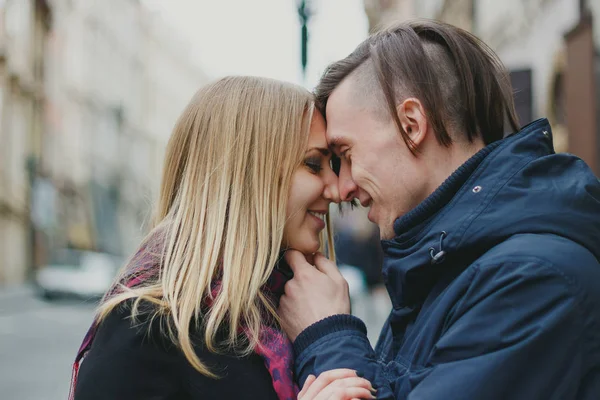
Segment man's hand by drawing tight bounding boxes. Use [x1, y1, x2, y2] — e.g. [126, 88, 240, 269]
[278, 250, 351, 341]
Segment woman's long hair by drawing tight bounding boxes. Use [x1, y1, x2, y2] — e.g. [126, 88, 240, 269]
[94, 76, 335, 377]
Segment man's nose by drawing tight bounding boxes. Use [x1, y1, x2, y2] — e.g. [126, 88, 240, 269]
[338, 163, 358, 202]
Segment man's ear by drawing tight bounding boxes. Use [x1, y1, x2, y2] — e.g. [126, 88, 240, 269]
[396, 98, 428, 147]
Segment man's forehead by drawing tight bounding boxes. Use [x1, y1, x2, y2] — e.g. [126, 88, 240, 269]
[323, 74, 369, 147]
[326, 76, 356, 114]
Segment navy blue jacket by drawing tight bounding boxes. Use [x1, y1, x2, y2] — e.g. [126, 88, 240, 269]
[293, 119, 600, 399]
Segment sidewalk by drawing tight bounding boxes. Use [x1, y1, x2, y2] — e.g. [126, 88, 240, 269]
[0, 283, 36, 298]
[0, 283, 42, 315]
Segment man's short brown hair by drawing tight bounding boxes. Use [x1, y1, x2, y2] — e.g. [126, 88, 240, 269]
[315, 19, 520, 151]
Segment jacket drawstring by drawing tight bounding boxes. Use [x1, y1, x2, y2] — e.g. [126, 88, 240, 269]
[429, 231, 447, 265]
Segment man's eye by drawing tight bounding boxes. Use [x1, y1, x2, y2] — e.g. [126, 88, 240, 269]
[330, 154, 341, 176]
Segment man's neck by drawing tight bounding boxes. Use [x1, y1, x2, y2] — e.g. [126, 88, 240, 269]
[427, 138, 486, 197]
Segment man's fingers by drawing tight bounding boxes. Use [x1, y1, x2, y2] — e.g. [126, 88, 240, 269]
[314, 253, 349, 291]
[285, 250, 314, 275]
[313, 252, 341, 277]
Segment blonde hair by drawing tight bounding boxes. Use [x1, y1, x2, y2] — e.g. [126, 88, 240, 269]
[95, 76, 335, 377]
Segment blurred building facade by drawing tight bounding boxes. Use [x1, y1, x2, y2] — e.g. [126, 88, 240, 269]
[0, 0, 50, 284]
[363, 0, 600, 175]
[0, 0, 208, 285]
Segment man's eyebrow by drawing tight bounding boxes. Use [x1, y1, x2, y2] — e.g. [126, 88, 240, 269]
[328, 137, 343, 152]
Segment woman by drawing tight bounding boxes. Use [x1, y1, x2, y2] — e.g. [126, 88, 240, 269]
[70, 76, 374, 400]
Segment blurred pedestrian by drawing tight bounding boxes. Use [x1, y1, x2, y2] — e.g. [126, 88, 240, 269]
[70, 76, 373, 400]
[333, 206, 383, 291]
[279, 19, 600, 399]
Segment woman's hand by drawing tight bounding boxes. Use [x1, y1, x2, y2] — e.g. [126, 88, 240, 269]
[298, 369, 376, 400]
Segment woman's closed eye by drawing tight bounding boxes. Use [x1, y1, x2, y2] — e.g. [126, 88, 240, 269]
[304, 157, 323, 174]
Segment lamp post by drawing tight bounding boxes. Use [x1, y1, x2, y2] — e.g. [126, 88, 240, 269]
[297, 0, 312, 83]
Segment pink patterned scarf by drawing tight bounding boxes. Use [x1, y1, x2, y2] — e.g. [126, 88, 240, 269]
[68, 245, 298, 400]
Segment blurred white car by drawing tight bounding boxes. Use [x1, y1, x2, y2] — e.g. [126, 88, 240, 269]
[35, 249, 122, 300]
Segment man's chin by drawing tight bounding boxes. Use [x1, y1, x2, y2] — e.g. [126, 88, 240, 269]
[379, 223, 396, 240]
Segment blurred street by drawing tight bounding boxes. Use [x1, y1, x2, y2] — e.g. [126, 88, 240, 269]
[0, 288, 95, 400]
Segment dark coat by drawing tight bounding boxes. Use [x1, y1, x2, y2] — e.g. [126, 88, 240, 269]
[293, 118, 600, 399]
[73, 302, 278, 400]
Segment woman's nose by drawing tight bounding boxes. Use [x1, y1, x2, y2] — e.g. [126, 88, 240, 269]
[338, 163, 358, 202]
[322, 165, 341, 203]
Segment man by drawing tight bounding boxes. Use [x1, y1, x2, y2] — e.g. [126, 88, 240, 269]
[279, 19, 600, 399]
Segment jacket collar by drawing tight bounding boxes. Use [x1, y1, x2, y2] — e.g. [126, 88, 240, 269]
[381, 118, 556, 308]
